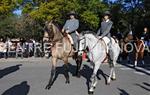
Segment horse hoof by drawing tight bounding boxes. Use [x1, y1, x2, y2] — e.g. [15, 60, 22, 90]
[106, 82, 110, 85]
[76, 74, 81, 78]
[65, 80, 70, 84]
[88, 91, 94, 95]
[45, 85, 51, 90]
[111, 78, 116, 81]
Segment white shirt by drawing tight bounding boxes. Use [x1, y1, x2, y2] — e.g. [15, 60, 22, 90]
[106, 19, 110, 22]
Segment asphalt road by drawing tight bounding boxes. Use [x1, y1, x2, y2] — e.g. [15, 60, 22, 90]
[0, 58, 150, 95]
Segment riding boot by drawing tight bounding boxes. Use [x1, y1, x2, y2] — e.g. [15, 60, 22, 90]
[108, 44, 113, 67]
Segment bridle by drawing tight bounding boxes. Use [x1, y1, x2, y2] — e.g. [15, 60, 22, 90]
[79, 34, 102, 52]
[79, 34, 107, 62]
[78, 36, 86, 52]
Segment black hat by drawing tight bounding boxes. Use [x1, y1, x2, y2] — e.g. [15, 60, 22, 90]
[67, 11, 77, 16]
[103, 11, 111, 17]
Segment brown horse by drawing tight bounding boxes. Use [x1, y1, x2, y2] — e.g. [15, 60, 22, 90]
[120, 33, 145, 67]
[120, 33, 134, 62]
[134, 37, 145, 66]
[44, 21, 82, 90]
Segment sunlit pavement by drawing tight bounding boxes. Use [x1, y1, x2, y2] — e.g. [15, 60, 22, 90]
[0, 57, 149, 95]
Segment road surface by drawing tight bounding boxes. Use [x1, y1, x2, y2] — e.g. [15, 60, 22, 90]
[0, 58, 149, 95]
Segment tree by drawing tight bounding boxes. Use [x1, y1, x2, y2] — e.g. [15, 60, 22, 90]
[0, 16, 18, 38]
[22, 0, 108, 31]
[14, 16, 43, 40]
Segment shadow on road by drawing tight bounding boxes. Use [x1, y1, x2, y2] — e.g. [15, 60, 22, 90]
[48, 63, 108, 91]
[143, 82, 150, 87]
[135, 83, 150, 92]
[51, 65, 70, 85]
[78, 64, 108, 90]
[0, 64, 22, 79]
[118, 88, 130, 95]
[2, 81, 30, 95]
[47, 63, 77, 86]
[119, 63, 150, 76]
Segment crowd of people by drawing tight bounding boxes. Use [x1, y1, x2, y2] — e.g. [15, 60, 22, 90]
[0, 38, 51, 59]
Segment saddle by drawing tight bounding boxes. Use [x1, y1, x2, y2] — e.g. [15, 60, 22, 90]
[99, 36, 118, 53]
[99, 36, 119, 63]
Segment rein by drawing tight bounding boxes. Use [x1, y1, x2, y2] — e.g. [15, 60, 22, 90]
[86, 36, 103, 51]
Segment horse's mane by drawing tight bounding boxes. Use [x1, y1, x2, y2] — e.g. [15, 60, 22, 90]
[52, 22, 61, 31]
[82, 31, 99, 42]
[51, 23, 63, 41]
[82, 30, 96, 35]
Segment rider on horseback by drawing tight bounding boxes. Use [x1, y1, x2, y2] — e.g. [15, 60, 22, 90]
[97, 11, 113, 59]
[62, 11, 79, 52]
[97, 11, 113, 46]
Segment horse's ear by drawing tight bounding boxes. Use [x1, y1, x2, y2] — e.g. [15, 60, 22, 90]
[82, 31, 87, 35]
[48, 20, 54, 26]
[79, 31, 84, 36]
[45, 21, 49, 25]
[50, 20, 53, 23]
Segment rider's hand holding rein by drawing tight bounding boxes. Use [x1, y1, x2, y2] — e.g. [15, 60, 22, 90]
[65, 30, 70, 33]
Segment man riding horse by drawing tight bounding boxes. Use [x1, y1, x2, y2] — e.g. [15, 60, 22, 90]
[44, 11, 83, 90]
[96, 11, 113, 59]
[62, 11, 79, 52]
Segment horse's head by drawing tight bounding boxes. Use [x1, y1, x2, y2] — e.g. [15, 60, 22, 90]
[79, 34, 87, 52]
[78, 33, 86, 55]
[44, 20, 63, 42]
[44, 20, 54, 41]
[124, 33, 133, 43]
[78, 31, 96, 53]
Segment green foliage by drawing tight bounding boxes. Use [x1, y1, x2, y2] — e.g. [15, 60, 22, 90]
[22, 0, 107, 31]
[22, 2, 33, 13]
[0, 0, 14, 16]
[29, 2, 62, 22]
[81, 11, 99, 30]
[0, 16, 17, 38]
[0, 15, 43, 40]
[13, 16, 43, 40]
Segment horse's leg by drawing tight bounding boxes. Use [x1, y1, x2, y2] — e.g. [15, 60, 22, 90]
[63, 58, 70, 84]
[75, 55, 82, 78]
[107, 63, 114, 85]
[141, 52, 145, 65]
[89, 62, 101, 94]
[134, 52, 138, 67]
[45, 57, 57, 90]
[107, 50, 115, 85]
[111, 60, 116, 81]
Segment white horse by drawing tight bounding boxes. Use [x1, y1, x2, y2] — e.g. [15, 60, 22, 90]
[78, 33, 120, 94]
